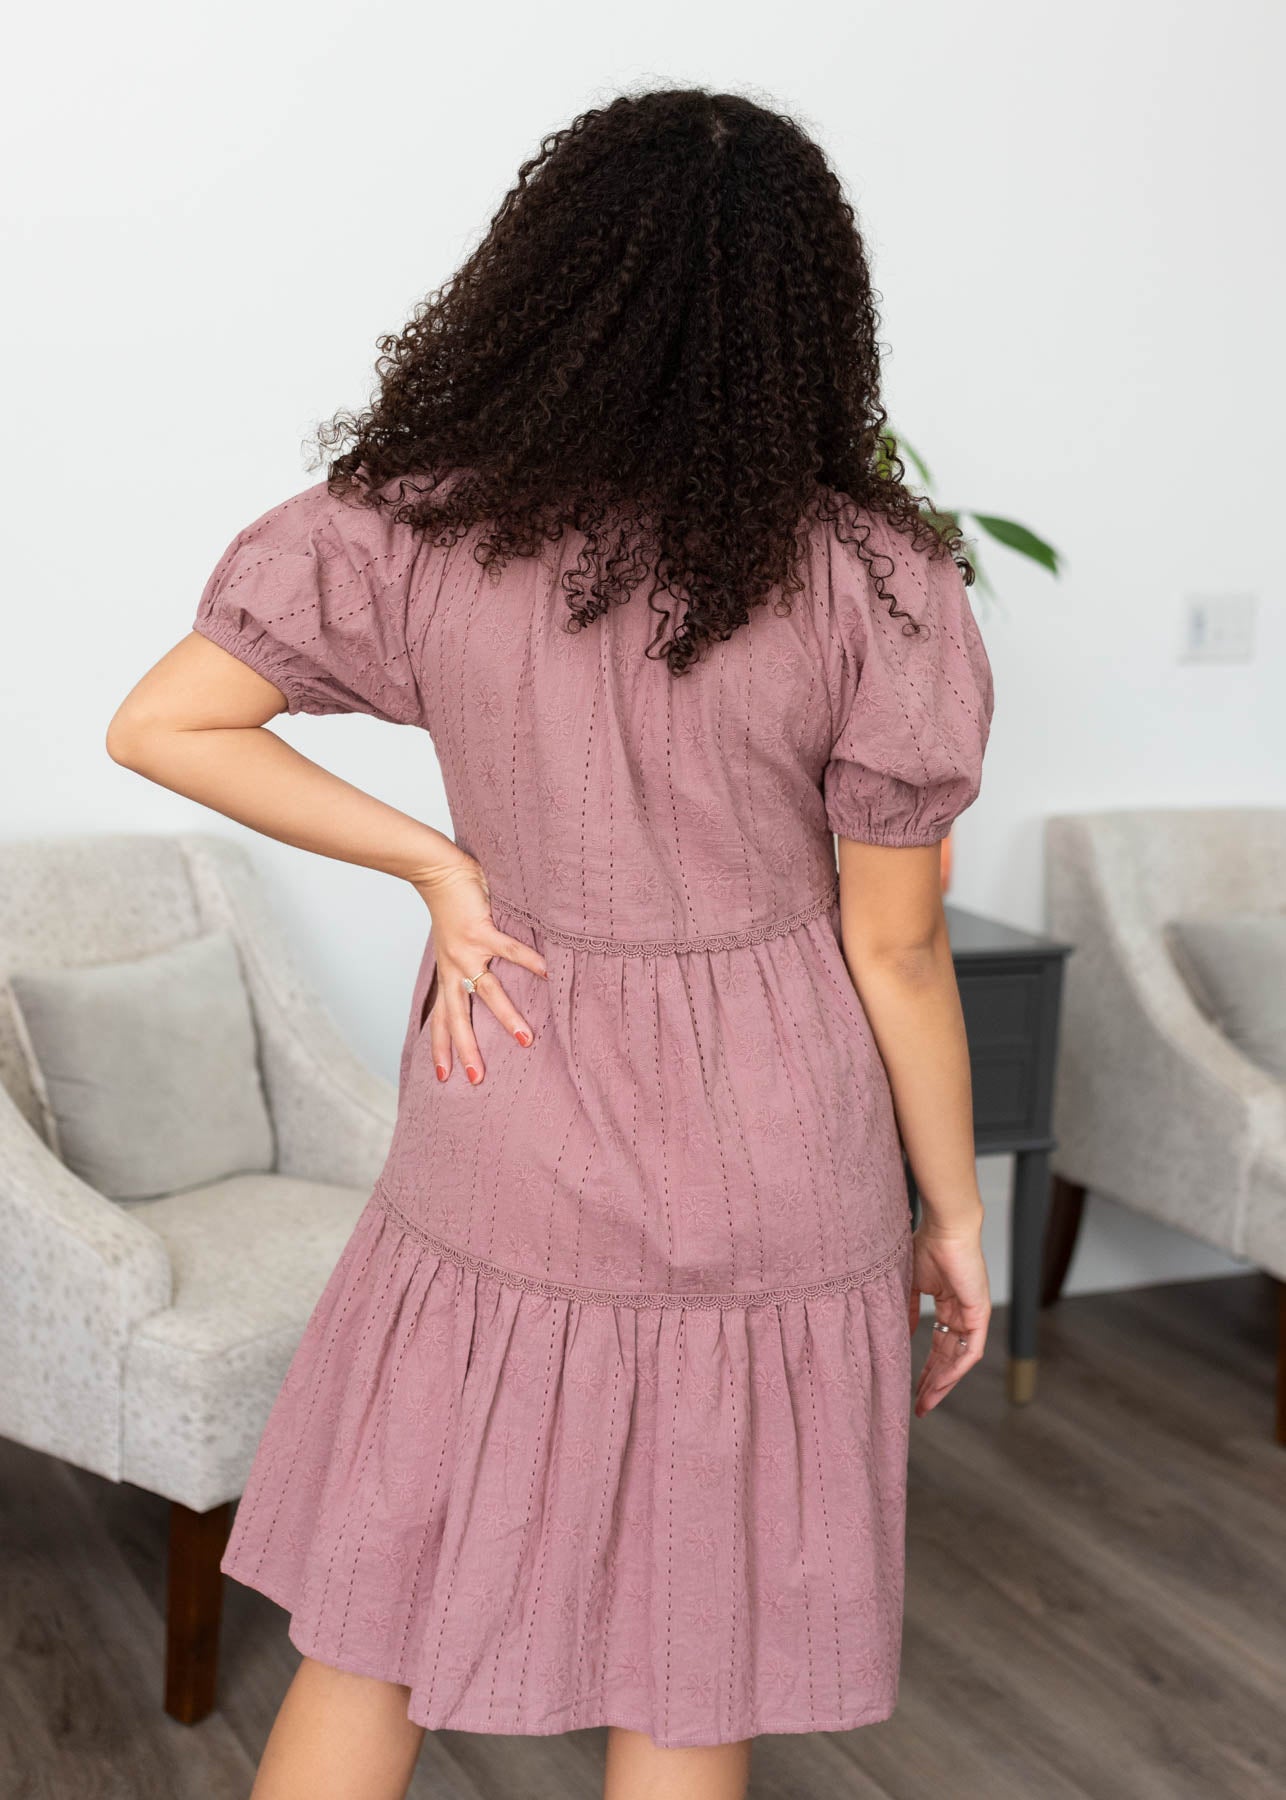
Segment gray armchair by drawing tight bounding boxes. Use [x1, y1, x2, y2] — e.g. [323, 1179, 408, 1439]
[0, 833, 397, 1717]
[1043, 808, 1286, 1440]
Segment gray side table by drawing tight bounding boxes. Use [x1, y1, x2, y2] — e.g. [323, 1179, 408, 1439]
[904, 906, 1072, 1402]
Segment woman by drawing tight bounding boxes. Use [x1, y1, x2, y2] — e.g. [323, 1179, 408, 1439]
[109, 86, 993, 1800]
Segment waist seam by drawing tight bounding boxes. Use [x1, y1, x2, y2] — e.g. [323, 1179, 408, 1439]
[372, 1183, 909, 1309]
[485, 879, 839, 957]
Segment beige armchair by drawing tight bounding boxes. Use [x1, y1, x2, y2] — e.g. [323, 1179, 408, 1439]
[1042, 808, 1286, 1440]
[0, 833, 398, 1718]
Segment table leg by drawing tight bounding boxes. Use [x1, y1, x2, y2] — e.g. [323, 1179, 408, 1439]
[1008, 1148, 1051, 1403]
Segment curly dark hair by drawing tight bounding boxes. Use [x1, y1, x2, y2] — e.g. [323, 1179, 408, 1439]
[311, 86, 973, 675]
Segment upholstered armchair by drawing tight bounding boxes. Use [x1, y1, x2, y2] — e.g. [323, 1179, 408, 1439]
[1042, 809, 1286, 1440]
[0, 833, 397, 1719]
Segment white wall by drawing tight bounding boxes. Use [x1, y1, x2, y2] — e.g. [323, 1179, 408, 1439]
[5, 0, 1282, 1300]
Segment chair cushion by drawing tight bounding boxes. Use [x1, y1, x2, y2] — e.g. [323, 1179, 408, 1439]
[6, 929, 274, 1201]
[1166, 912, 1286, 1083]
[119, 1171, 369, 1511]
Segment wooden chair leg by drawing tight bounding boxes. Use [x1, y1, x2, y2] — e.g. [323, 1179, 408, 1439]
[1277, 1281, 1286, 1449]
[165, 1499, 232, 1723]
[1040, 1175, 1087, 1308]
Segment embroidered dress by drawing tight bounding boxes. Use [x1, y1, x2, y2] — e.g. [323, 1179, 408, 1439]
[193, 477, 993, 1749]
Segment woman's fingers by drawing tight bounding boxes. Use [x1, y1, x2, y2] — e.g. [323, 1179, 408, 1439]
[428, 998, 452, 1083]
[444, 978, 485, 1085]
[429, 946, 543, 1083]
[473, 969, 535, 1048]
[493, 932, 549, 982]
[914, 1297, 990, 1415]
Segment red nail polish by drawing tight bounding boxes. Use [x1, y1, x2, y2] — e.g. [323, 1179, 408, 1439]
[515, 1029, 531, 1046]
[466, 1065, 481, 1083]
[435, 1063, 448, 1081]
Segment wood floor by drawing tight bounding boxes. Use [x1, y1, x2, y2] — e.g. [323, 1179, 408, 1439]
[4, 1272, 1284, 1800]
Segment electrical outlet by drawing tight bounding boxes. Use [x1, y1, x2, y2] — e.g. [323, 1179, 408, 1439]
[1181, 594, 1257, 663]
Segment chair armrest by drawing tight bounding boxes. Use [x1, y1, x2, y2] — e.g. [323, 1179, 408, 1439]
[179, 834, 397, 1188]
[1049, 825, 1282, 1255]
[0, 1083, 171, 1479]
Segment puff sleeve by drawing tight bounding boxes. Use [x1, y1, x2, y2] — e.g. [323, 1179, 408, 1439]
[192, 479, 427, 724]
[822, 517, 995, 846]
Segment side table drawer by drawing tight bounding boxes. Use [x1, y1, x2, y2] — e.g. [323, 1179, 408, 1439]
[957, 961, 1055, 1144]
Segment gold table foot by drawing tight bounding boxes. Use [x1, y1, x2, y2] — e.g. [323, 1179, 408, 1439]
[1008, 1356, 1038, 1404]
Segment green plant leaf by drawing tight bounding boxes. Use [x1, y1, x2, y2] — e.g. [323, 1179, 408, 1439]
[967, 513, 1061, 574]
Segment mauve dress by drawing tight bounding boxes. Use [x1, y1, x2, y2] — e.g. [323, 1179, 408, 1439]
[192, 476, 993, 1749]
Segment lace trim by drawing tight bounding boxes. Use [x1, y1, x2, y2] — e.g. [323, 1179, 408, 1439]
[371, 1184, 910, 1310]
[484, 881, 840, 957]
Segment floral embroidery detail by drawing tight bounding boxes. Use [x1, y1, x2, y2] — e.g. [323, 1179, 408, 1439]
[631, 865, 662, 905]
[678, 1190, 716, 1228]
[685, 1523, 719, 1557]
[685, 1593, 722, 1635]
[764, 1652, 798, 1690]
[566, 1437, 596, 1476]
[689, 1451, 724, 1491]
[543, 851, 573, 888]
[359, 1603, 395, 1638]
[759, 1110, 793, 1144]
[542, 702, 578, 740]
[386, 1469, 422, 1508]
[588, 1251, 619, 1285]
[770, 1181, 807, 1216]
[370, 1540, 410, 1577]
[763, 1515, 792, 1550]
[476, 686, 504, 724]
[764, 831, 796, 873]
[754, 1369, 786, 1402]
[757, 1443, 789, 1477]
[683, 1670, 719, 1706]
[540, 778, 572, 814]
[699, 866, 740, 901]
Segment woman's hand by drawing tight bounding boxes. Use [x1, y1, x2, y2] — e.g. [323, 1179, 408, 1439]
[412, 853, 548, 1085]
[908, 1217, 991, 1417]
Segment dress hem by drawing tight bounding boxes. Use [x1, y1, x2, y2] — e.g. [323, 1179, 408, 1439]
[222, 1555, 899, 1749]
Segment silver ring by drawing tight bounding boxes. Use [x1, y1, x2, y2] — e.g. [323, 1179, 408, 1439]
[932, 1320, 951, 1335]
